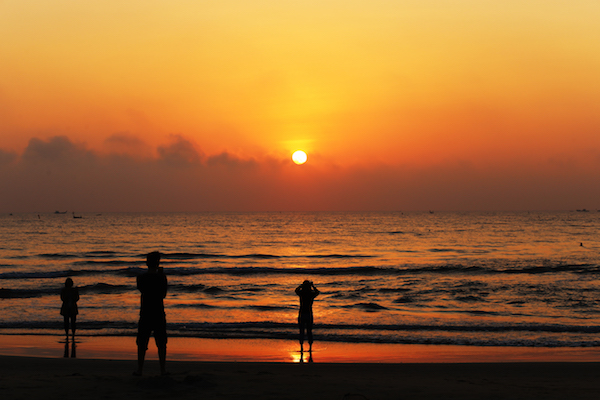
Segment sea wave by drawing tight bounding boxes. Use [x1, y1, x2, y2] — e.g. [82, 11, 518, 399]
[32, 251, 375, 261]
[2, 320, 600, 347]
[2, 262, 599, 282]
[0, 283, 132, 298]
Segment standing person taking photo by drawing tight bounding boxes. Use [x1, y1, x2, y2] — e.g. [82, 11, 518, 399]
[295, 280, 320, 353]
[134, 251, 168, 376]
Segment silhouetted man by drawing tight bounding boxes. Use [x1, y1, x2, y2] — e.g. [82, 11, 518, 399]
[295, 280, 320, 352]
[135, 251, 167, 376]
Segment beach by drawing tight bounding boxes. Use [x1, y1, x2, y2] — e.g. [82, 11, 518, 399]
[3, 212, 600, 398]
[2, 336, 600, 399]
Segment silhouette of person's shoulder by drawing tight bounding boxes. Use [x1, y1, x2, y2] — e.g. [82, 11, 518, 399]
[138, 271, 166, 282]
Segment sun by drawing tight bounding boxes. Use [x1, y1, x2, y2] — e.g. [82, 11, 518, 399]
[292, 150, 308, 165]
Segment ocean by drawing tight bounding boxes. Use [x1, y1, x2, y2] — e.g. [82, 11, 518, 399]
[1, 211, 599, 348]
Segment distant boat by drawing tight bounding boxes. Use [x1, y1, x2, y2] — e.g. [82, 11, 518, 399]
[54, 211, 67, 214]
[576, 209, 590, 212]
[72, 212, 83, 219]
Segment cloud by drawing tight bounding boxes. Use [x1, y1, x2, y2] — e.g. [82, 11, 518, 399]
[21, 136, 94, 166]
[1, 134, 599, 213]
[0, 149, 17, 167]
[103, 133, 152, 158]
[207, 152, 260, 170]
[157, 135, 203, 167]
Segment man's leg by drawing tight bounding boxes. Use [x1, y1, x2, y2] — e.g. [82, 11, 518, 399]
[155, 319, 168, 375]
[135, 322, 151, 375]
[307, 314, 314, 351]
[158, 345, 167, 375]
[298, 316, 305, 350]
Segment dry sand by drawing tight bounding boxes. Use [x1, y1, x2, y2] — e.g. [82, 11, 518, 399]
[2, 355, 600, 400]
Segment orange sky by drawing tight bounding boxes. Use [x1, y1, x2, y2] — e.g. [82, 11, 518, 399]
[1, 1, 599, 212]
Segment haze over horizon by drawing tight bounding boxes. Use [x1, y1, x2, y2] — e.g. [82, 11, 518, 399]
[1, 1, 599, 212]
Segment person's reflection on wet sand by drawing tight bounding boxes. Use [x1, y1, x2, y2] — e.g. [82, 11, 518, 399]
[299, 348, 314, 363]
[63, 338, 76, 358]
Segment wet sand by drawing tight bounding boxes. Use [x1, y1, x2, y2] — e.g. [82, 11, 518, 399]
[3, 335, 600, 363]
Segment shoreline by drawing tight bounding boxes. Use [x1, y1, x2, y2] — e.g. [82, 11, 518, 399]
[2, 334, 600, 363]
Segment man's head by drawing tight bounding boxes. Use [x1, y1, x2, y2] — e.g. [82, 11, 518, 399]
[146, 251, 161, 271]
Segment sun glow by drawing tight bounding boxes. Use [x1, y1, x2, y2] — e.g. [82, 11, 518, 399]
[292, 150, 308, 165]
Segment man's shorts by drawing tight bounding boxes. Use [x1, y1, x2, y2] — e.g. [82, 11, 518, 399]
[137, 314, 167, 349]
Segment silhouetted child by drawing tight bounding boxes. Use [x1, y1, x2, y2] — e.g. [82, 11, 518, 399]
[60, 278, 79, 340]
[295, 280, 320, 352]
[134, 251, 168, 376]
